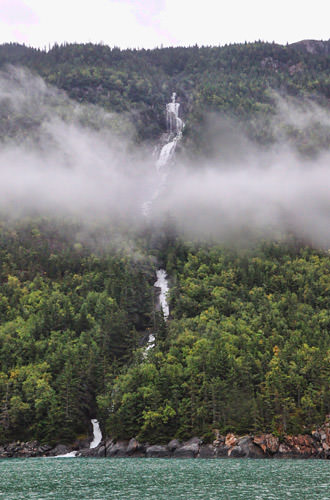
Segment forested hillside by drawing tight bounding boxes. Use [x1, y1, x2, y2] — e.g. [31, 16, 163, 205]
[0, 41, 329, 445]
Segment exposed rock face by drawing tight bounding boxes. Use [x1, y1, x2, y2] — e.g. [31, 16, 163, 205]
[198, 444, 215, 458]
[127, 438, 145, 456]
[146, 445, 170, 458]
[215, 445, 230, 457]
[288, 62, 304, 75]
[253, 434, 279, 454]
[46, 444, 70, 457]
[167, 439, 181, 452]
[260, 57, 280, 71]
[0, 441, 53, 458]
[106, 440, 128, 457]
[77, 443, 106, 457]
[225, 433, 237, 448]
[289, 39, 330, 55]
[173, 437, 201, 458]
[229, 437, 265, 459]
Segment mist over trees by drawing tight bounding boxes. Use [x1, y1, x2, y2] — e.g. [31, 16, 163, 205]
[0, 41, 329, 444]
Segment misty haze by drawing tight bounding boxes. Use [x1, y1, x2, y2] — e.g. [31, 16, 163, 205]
[0, 66, 329, 247]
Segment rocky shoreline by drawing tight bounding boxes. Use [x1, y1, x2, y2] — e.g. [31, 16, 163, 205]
[1, 421, 329, 459]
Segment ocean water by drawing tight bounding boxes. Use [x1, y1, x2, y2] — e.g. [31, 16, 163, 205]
[0, 458, 329, 500]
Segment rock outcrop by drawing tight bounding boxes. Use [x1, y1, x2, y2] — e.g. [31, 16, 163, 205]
[146, 445, 170, 458]
[173, 437, 201, 458]
[1, 416, 329, 459]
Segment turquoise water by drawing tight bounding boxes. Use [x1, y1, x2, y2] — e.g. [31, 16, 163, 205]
[0, 458, 329, 499]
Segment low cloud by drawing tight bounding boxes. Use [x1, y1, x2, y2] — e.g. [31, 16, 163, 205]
[0, 67, 329, 248]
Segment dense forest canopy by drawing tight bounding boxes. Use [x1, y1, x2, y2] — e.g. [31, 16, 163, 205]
[0, 41, 329, 444]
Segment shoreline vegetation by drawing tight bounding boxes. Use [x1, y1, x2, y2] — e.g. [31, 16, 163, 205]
[1, 417, 329, 459]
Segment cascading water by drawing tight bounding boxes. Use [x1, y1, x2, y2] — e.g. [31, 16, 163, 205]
[143, 93, 184, 352]
[155, 269, 170, 319]
[55, 418, 102, 457]
[142, 92, 184, 217]
[89, 419, 102, 449]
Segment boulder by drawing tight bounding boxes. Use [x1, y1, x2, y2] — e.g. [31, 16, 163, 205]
[77, 444, 106, 458]
[283, 435, 318, 458]
[215, 444, 230, 458]
[275, 443, 294, 458]
[225, 433, 237, 448]
[97, 445, 106, 457]
[106, 441, 128, 457]
[198, 444, 215, 458]
[167, 439, 181, 452]
[73, 437, 91, 450]
[146, 445, 170, 458]
[50, 444, 71, 456]
[38, 444, 52, 455]
[212, 434, 225, 448]
[253, 434, 279, 454]
[229, 437, 265, 458]
[127, 438, 145, 456]
[174, 437, 201, 458]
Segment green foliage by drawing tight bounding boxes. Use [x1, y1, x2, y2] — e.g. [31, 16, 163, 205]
[105, 242, 329, 442]
[0, 41, 329, 145]
[0, 219, 155, 443]
[0, 41, 329, 444]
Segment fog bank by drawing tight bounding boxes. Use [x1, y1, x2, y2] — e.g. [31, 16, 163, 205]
[0, 67, 329, 247]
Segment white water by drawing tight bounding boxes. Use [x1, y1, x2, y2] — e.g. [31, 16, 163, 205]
[145, 333, 156, 352]
[142, 92, 184, 217]
[56, 450, 77, 458]
[156, 140, 177, 169]
[142, 93, 183, 353]
[90, 418, 102, 449]
[154, 269, 169, 319]
[53, 450, 77, 458]
[55, 418, 102, 457]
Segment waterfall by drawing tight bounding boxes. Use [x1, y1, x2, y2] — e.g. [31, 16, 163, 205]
[142, 92, 184, 217]
[89, 419, 102, 449]
[54, 418, 102, 457]
[142, 93, 183, 353]
[154, 269, 169, 319]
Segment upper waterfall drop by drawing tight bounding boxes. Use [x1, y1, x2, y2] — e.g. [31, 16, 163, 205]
[142, 92, 184, 217]
[166, 92, 183, 136]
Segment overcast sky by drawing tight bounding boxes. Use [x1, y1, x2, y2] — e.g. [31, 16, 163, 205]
[0, 0, 329, 49]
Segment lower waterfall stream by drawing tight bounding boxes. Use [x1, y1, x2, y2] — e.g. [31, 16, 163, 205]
[55, 419, 102, 457]
[57, 93, 183, 450]
[145, 93, 184, 351]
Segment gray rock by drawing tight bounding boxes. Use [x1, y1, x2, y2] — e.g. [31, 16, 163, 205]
[50, 444, 71, 456]
[174, 438, 201, 458]
[198, 444, 215, 458]
[167, 439, 181, 452]
[77, 448, 96, 457]
[97, 445, 106, 457]
[127, 438, 145, 456]
[38, 444, 52, 454]
[229, 437, 265, 459]
[74, 438, 91, 450]
[146, 445, 171, 458]
[77, 445, 106, 458]
[107, 441, 128, 457]
[215, 445, 230, 458]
